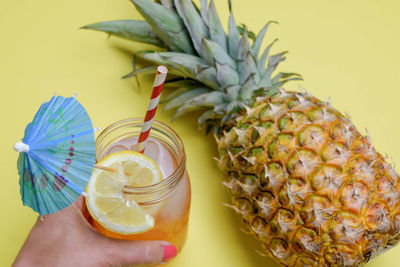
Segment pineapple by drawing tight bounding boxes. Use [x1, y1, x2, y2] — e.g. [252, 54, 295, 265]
[83, 0, 400, 266]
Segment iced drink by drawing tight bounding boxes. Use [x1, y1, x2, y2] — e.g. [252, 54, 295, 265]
[83, 119, 191, 252]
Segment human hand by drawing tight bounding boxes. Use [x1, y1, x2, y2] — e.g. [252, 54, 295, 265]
[13, 196, 177, 267]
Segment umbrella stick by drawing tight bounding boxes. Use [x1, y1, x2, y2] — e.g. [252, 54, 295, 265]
[94, 164, 117, 173]
[94, 164, 130, 176]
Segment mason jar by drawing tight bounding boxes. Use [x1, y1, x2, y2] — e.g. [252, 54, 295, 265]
[83, 118, 191, 252]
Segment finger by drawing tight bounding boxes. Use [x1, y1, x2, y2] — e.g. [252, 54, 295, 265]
[101, 239, 177, 266]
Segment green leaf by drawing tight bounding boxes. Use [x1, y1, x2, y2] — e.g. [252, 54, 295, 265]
[269, 51, 288, 68]
[162, 87, 188, 103]
[131, 0, 194, 54]
[129, 56, 140, 88]
[243, 51, 260, 83]
[125, 56, 185, 88]
[122, 66, 158, 79]
[237, 29, 250, 61]
[173, 104, 205, 120]
[137, 51, 202, 77]
[163, 68, 184, 76]
[225, 100, 241, 113]
[195, 65, 220, 90]
[138, 51, 219, 90]
[159, 0, 175, 10]
[164, 87, 211, 110]
[162, 52, 207, 71]
[201, 37, 236, 69]
[273, 77, 303, 88]
[162, 85, 198, 103]
[215, 62, 239, 87]
[204, 91, 227, 104]
[257, 38, 278, 72]
[227, 0, 241, 60]
[264, 86, 280, 96]
[239, 73, 258, 100]
[225, 84, 240, 100]
[200, 0, 208, 25]
[236, 31, 252, 83]
[123, 65, 183, 80]
[258, 51, 288, 87]
[136, 51, 186, 77]
[272, 72, 302, 84]
[174, 0, 209, 56]
[81, 20, 164, 47]
[258, 74, 272, 88]
[237, 31, 260, 84]
[251, 21, 277, 58]
[263, 51, 288, 79]
[238, 51, 261, 84]
[237, 24, 256, 40]
[173, 91, 226, 120]
[207, 0, 227, 51]
[198, 110, 221, 130]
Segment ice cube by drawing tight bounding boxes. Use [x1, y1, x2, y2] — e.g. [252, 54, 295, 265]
[129, 143, 139, 152]
[107, 144, 129, 155]
[143, 140, 160, 163]
[159, 176, 189, 221]
[146, 141, 176, 178]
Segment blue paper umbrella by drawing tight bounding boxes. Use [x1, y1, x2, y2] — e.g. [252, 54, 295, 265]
[14, 94, 96, 215]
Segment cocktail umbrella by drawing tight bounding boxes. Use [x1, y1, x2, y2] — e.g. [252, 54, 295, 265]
[14, 93, 96, 215]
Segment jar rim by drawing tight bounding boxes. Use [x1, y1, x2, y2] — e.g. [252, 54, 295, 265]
[96, 118, 186, 194]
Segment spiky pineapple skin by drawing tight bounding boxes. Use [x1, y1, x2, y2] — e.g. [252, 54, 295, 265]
[215, 89, 400, 266]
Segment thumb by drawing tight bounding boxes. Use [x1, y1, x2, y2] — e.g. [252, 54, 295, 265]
[101, 239, 177, 266]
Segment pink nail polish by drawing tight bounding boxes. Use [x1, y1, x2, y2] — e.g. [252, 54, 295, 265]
[163, 245, 177, 261]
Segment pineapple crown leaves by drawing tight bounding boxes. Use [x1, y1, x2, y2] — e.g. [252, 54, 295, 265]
[83, 0, 302, 131]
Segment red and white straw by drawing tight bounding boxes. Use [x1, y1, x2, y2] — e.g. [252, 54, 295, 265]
[136, 66, 168, 153]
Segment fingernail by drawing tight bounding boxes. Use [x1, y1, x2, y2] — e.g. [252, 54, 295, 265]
[163, 245, 177, 261]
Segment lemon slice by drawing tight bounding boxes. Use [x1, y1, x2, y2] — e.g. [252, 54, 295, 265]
[86, 151, 162, 235]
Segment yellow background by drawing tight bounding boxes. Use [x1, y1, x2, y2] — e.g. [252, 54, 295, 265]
[1, 0, 400, 266]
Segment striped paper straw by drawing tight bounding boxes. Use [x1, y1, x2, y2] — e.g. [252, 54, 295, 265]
[136, 66, 168, 153]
